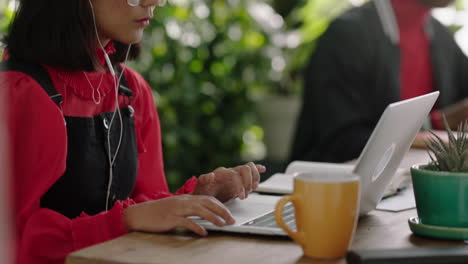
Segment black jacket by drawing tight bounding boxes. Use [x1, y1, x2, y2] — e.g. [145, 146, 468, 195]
[290, 0, 468, 163]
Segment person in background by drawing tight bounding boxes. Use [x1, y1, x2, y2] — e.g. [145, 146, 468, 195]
[0, 0, 264, 263]
[290, 0, 468, 163]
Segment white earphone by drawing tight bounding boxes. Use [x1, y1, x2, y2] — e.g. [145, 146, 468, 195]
[88, 0, 132, 211]
[104, 53, 116, 77]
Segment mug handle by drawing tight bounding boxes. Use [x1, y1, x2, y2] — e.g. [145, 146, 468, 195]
[275, 195, 304, 246]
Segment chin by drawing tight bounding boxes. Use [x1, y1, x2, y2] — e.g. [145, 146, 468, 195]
[114, 32, 144, 45]
[129, 33, 144, 44]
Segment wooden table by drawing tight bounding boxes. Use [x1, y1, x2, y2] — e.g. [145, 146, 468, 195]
[67, 149, 466, 264]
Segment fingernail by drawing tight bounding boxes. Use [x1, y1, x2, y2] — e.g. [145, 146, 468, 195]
[228, 217, 235, 225]
[239, 190, 245, 200]
[253, 182, 259, 189]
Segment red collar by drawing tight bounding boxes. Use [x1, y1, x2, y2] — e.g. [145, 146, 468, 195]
[391, 0, 430, 33]
[96, 41, 117, 66]
[52, 42, 118, 100]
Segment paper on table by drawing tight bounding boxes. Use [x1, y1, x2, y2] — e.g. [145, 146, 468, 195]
[256, 161, 354, 194]
[258, 169, 415, 212]
[257, 165, 409, 198]
[256, 173, 294, 194]
[376, 185, 416, 212]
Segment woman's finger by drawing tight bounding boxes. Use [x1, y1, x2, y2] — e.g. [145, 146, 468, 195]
[247, 162, 261, 189]
[202, 197, 235, 225]
[234, 165, 253, 197]
[198, 172, 215, 185]
[256, 164, 266, 173]
[178, 217, 207, 236]
[193, 205, 226, 227]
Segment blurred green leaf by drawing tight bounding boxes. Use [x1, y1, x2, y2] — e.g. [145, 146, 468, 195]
[132, 0, 299, 190]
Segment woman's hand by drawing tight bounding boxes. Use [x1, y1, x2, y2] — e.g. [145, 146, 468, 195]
[123, 195, 235, 236]
[193, 162, 266, 202]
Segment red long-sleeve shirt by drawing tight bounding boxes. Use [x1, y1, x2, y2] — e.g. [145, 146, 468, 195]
[1, 45, 197, 264]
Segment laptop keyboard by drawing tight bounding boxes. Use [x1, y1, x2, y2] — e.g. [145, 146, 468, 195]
[242, 203, 296, 230]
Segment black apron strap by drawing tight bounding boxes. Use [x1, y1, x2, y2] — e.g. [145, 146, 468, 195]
[0, 60, 63, 105]
[115, 65, 133, 98]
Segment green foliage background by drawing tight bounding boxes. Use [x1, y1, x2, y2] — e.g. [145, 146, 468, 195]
[129, 0, 295, 189]
[0, 0, 13, 58]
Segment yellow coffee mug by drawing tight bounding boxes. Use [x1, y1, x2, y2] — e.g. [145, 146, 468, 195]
[275, 171, 360, 259]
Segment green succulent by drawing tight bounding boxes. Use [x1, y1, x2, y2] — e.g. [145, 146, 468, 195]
[426, 116, 468, 172]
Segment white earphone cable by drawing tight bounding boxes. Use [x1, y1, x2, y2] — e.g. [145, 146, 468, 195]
[104, 45, 131, 209]
[88, 0, 131, 211]
[83, 72, 104, 104]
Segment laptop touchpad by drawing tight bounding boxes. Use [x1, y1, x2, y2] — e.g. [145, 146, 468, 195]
[224, 194, 282, 226]
[191, 194, 282, 226]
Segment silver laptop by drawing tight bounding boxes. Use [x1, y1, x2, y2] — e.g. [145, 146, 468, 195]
[192, 92, 440, 236]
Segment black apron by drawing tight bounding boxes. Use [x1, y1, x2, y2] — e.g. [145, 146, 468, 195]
[40, 71, 138, 219]
[0, 60, 138, 219]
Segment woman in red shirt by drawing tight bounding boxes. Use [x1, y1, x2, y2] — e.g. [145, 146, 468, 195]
[0, 0, 265, 263]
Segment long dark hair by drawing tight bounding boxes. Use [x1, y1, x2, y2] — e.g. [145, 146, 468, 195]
[3, 0, 140, 71]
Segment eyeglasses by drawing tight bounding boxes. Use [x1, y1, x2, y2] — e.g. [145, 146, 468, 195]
[127, 0, 167, 7]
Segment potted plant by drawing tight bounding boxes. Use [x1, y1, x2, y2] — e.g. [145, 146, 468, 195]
[410, 117, 468, 233]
